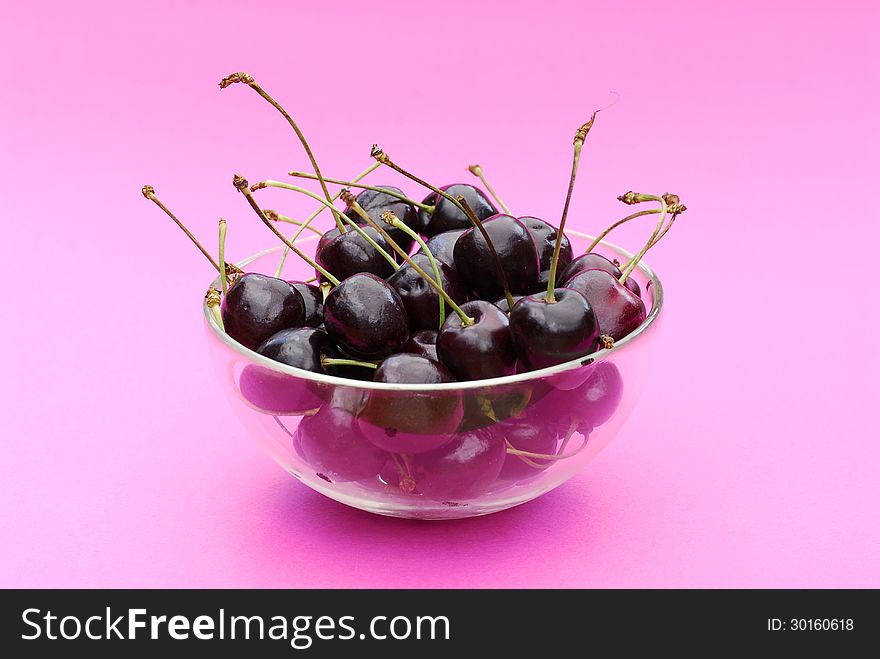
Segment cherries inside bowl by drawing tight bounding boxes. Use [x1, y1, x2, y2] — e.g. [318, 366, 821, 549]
[202, 236, 662, 519]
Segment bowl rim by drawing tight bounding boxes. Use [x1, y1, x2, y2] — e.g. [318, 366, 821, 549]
[203, 229, 663, 391]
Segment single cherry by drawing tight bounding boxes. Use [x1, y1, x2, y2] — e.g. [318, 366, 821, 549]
[289, 281, 324, 327]
[509, 289, 600, 370]
[421, 229, 466, 268]
[496, 417, 561, 482]
[563, 269, 646, 342]
[409, 428, 506, 500]
[418, 184, 497, 236]
[453, 214, 540, 300]
[323, 272, 409, 359]
[344, 186, 419, 256]
[518, 216, 573, 292]
[561, 253, 640, 297]
[386, 253, 468, 330]
[403, 330, 439, 361]
[237, 364, 324, 415]
[316, 225, 395, 282]
[256, 326, 331, 372]
[357, 353, 461, 454]
[576, 361, 624, 430]
[296, 405, 387, 482]
[221, 273, 305, 350]
[437, 300, 517, 380]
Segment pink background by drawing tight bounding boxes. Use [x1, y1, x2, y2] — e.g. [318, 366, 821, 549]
[2, 0, 878, 588]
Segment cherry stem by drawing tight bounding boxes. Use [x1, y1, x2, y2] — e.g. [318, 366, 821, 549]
[344, 196, 474, 325]
[142, 185, 221, 273]
[503, 433, 588, 461]
[370, 146, 477, 220]
[233, 175, 341, 286]
[337, 214, 400, 271]
[205, 287, 224, 331]
[619, 194, 666, 283]
[458, 196, 515, 312]
[585, 209, 660, 254]
[219, 72, 345, 232]
[274, 162, 379, 278]
[287, 171, 435, 212]
[467, 164, 510, 214]
[546, 112, 597, 303]
[254, 179, 399, 271]
[320, 356, 379, 370]
[263, 209, 324, 236]
[388, 217, 446, 328]
[218, 219, 229, 296]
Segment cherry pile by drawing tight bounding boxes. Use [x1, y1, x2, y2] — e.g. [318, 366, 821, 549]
[143, 72, 686, 501]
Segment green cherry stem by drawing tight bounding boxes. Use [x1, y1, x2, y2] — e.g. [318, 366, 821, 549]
[219, 72, 345, 231]
[343, 194, 474, 325]
[263, 209, 324, 236]
[218, 218, 229, 295]
[320, 356, 379, 371]
[287, 171, 435, 212]
[388, 217, 446, 327]
[546, 112, 597, 303]
[274, 162, 380, 277]
[142, 185, 221, 273]
[467, 164, 510, 214]
[584, 209, 661, 254]
[337, 215, 400, 271]
[619, 194, 666, 283]
[253, 179, 399, 271]
[233, 175, 341, 286]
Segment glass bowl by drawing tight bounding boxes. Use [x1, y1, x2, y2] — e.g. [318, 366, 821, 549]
[203, 230, 662, 519]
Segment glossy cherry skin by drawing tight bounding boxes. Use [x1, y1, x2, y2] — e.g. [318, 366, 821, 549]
[561, 253, 641, 297]
[576, 361, 624, 429]
[221, 273, 305, 350]
[421, 229, 466, 268]
[256, 326, 331, 372]
[453, 214, 540, 300]
[289, 282, 323, 327]
[238, 365, 324, 415]
[316, 225, 395, 282]
[409, 428, 506, 500]
[563, 269, 646, 342]
[357, 354, 461, 454]
[344, 186, 419, 256]
[323, 273, 409, 359]
[386, 253, 468, 331]
[402, 330, 439, 361]
[518, 216, 573, 292]
[296, 405, 387, 482]
[418, 184, 498, 236]
[509, 289, 600, 370]
[437, 300, 517, 381]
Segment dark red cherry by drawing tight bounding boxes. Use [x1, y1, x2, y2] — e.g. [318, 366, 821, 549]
[518, 216, 573, 292]
[421, 229, 466, 268]
[386, 253, 468, 330]
[564, 269, 646, 341]
[238, 365, 323, 415]
[453, 214, 540, 300]
[561, 253, 641, 297]
[491, 293, 526, 310]
[576, 361, 624, 429]
[296, 405, 386, 482]
[409, 428, 506, 500]
[437, 300, 517, 380]
[509, 289, 600, 370]
[357, 354, 461, 454]
[402, 330, 439, 361]
[316, 225, 395, 282]
[418, 184, 498, 236]
[221, 273, 305, 350]
[323, 273, 409, 359]
[256, 326, 331, 372]
[344, 186, 419, 256]
[289, 282, 324, 327]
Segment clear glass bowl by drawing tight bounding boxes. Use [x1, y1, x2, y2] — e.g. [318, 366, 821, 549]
[203, 230, 663, 519]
